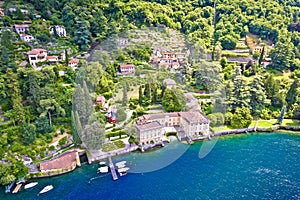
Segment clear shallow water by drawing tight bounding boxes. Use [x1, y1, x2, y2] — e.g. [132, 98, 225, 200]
[1, 132, 300, 200]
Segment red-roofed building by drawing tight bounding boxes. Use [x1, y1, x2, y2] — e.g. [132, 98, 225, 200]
[46, 55, 59, 64]
[118, 64, 135, 76]
[96, 96, 105, 107]
[20, 33, 34, 42]
[14, 24, 29, 34]
[68, 59, 79, 70]
[27, 49, 47, 67]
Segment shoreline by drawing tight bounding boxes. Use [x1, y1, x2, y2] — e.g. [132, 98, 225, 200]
[23, 126, 300, 182]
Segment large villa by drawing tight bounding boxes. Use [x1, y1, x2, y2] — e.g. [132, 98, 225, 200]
[136, 109, 210, 149]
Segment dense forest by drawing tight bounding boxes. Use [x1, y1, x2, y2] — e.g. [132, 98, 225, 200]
[0, 0, 300, 186]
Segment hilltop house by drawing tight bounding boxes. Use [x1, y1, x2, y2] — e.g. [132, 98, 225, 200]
[14, 24, 29, 34]
[136, 110, 210, 147]
[46, 55, 59, 64]
[118, 64, 135, 76]
[117, 37, 128, 48]
[68, 59, 79, 70]
[27, 48, 47, 67]
[49, 25, 66, 37]
[20, 33, 34, 42]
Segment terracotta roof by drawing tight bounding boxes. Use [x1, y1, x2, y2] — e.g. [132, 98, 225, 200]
[46, 56, 58, 60]
[120, 64, 135, 69]
[180, 111, 209, 124]
[27, 49, 47, 55]
[37, 53, 45, 57]
[40, 151, 77, 171]
[14, 24, 29, 28]
[136, 121, 162, 131]
[69, 59, 79, 64]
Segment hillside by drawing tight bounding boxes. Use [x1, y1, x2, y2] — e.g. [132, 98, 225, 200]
[0, 0, 300, 187]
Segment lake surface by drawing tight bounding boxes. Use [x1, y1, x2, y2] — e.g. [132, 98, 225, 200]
[1, 132, 300, 200]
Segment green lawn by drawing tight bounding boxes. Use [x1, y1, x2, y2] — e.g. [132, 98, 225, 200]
[257, 120, 273, 128]
[102, 140, 126, 152]
[211, 126, 234, 132]
[282, 119, 299, 126]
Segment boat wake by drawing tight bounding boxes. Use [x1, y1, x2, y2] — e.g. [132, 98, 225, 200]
[88, 174, 110, 184]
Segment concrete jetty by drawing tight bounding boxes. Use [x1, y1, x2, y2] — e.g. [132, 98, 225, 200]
[108, 156, 118, 181]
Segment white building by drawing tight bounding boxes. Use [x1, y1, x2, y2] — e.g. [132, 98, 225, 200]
[20, 34, 34, 42]
[68, 59, 79, 70]
[118, 64, 135, 76]
[49, 25, 66, 37]
[14, 24, 29, 34]
[27, 49, 47, 67]
[136, 110, 210, 146]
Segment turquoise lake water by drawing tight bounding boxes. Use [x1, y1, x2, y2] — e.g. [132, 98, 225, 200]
[1, 132, 300, 200]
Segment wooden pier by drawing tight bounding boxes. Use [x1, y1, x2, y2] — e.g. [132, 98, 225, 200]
[108, 156, 118, 181]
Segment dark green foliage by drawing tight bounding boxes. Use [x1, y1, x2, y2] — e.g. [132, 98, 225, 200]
[162, 88, 186, 112]
[231, 107, 253, 129]
[35, 116, 52, 134]
[74, 21, 91, 50]
[277, 106, 286, 125]
[21, 124, 37, 145]
[122, 86, 128, 106]
[116, 108, 127, 123]
[286, 79, 300, 109]
[249, 75, 267, 116]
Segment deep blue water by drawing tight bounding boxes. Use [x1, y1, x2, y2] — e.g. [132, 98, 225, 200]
[1, 132, 300, 200]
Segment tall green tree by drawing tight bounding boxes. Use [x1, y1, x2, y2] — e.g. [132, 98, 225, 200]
[122, 85, 128, 106]
[82, 121, 105, 150]
[228, 66, 250, 112]
[74, 21, 91, 51]
[21, 124, 37, 145]
[277, 106, 286, 125]
[286, 79, 300, 110]
[249, 75, 267, 116]
[138, 85, 143, 105]
[270, 33, 295, 70]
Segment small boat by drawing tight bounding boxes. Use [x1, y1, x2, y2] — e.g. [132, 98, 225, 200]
[5, 180, 16, 193]
[115, 161, 126, 168]
[99, 161, 106, 165]
[24, 182, 38, 189]
[97, 166, 109, 173]
[12, 184, 22, 194]
[118, 167, 130, 176]
[39, 185, 53, 194]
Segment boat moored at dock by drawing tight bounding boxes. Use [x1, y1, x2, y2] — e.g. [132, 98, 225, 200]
[118, 167, 130, 176]
[24, 182, 38, 189]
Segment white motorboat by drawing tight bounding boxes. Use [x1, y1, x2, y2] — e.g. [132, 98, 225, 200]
[115, 161, 126, 168]
[39, 185, 53, 194]
[118, 167, 130, 176]
[99, 161, 106, 165]
[24, 182, 38, 189]
[97, 166, 109, 173]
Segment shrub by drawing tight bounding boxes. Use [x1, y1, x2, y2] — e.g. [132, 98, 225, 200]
[49, 145, 55, 151]
[225, 112, 233, 125]
[59, 136, 67, 146]
[207, 114, 217, 127]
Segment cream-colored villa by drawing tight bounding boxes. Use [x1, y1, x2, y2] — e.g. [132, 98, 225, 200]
[136, 110, 210, 146]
